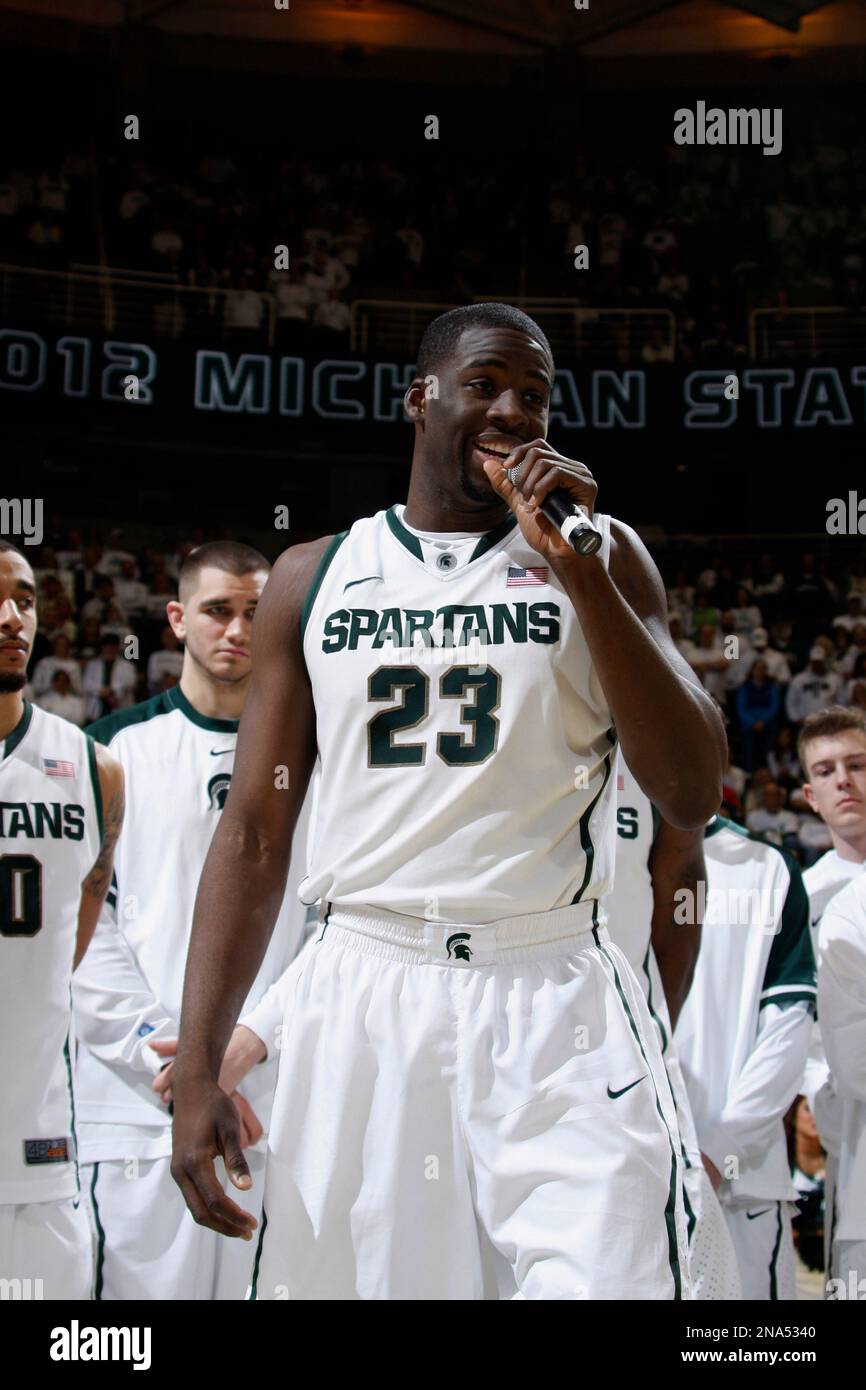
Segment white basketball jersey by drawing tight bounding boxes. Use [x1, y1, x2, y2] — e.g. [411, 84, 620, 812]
[0, 703, 101, 1202]
[74, 684, 309, 1139]
[300, 504, 618, 923]
[606, 755, 660, 976]
[803, 849, 864, 937]
[675, 817, 816, 1201]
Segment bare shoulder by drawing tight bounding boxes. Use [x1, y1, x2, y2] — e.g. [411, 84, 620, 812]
[261, 534, 339, 624]
[92, 740, 124, 805]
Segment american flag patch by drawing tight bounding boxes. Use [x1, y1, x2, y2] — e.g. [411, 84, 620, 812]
[506, 565, 548, 587]
[43, 758, 75, 778]
[616, 774, 624, 791]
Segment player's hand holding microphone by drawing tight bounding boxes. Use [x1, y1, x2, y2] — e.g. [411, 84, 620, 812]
[481, 439, 601, 562]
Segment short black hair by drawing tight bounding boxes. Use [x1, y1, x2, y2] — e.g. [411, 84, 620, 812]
[0, 540, 26, 561]
[178, 540, 270, 603]
[415, 303, 553, 381]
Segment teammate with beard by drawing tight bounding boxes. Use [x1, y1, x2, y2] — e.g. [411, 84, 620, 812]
[0, 541, 123, 1298]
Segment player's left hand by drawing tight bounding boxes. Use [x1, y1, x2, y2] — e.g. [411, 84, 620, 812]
[151, 1038, 178, 1104]
[482, 440, 598, 564]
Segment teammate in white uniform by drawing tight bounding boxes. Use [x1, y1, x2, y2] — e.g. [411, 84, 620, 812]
[0, 541, 123, 1299]
[73, 543, 312, 1300]
[171, 303, 725, 1300]
[796, 706, 866, 1286]
[815, 871, 866, 1295]
[607, 758, 742, 1299]
[675, 816, 816, 1299]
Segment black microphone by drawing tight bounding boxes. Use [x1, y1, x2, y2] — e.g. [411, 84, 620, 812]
[506, 463, 602, 557]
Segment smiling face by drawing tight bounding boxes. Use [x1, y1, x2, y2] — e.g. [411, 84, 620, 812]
[801, 730, 866, 834]
[167, 565, 268, 686]
[409, 324, 554, 510]
[0, 548, 37, 693]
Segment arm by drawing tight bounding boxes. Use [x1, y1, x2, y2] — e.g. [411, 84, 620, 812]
[701, 855, 816, 1177]
[818, 900, 866, 1103]
[700, 1000, 814, 1180]
[480, 446, 725, 828]
[573, 518, 726, 827]
[171, 541, 323, 1236]
[647, 818, 704, 1031]
[74, 743, 124, 970]
[73, 898, 179, 1073]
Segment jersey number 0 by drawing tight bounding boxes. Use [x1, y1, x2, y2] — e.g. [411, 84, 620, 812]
[0, 854, 43, 937]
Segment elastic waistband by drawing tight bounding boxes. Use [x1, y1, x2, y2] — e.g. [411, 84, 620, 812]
[315, 898, 608, 967]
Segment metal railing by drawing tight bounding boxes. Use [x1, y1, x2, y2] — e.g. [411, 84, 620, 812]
[351, 297, 675, 360]
[749, 307, 866, 360]
[0, 264, 277, 346]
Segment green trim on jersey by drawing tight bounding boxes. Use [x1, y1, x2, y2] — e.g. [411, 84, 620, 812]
[704, 813, 740, 839]
[769, 1204, 784, 1301]
[167, 685, 238, 733]
[386, 506, 423, 560]
[63, 1030, 80, 1197]
[86, 684, 238, 745]
[599, 942, 683, 1300]
[86, 735, 104, 841]
[2, 698, 33, 759]
[571, 730, 616, 904]
[301, 531, 349, 640]
[642, 943, 669, 1054]
[468, 512, 518, 561]
[385, 504, 518, 566]
[761, 849, 816, 1007]
[706, 818, 816, 1009]
[90, 1164, 106, 1301]
[249, 1208, 268, 1300]
[650, 802, 662, 843]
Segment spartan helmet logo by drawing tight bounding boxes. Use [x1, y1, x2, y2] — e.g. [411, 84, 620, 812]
[207, 772, 232, 811]
[446, 932, 473, 962]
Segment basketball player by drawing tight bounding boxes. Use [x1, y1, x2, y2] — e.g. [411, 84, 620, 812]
[608, 758, 742, 1299]
[171, 303, 725, 1300]
[815, 870, 866, 1294]
[0, 540, 123, 1299]
[797, 706, 866, 1282]
[72, 542, 312, 1300]
[675, 815, 816, 1299]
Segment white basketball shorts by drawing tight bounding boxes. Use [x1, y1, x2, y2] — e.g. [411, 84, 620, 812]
[0, 1196, 93, 1300]
[252, 900, 691, 1300]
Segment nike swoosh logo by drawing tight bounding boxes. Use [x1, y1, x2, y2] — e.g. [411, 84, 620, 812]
[746, 1207, 773, 1221]
[343, 575, 383, 593]
[210, 747, 234, 756]
[607, 1075, 646, 1100]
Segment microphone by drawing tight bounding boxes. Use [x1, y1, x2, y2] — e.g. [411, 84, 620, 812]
[505, 463, 602, 557]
